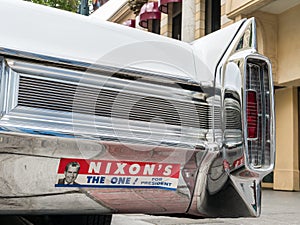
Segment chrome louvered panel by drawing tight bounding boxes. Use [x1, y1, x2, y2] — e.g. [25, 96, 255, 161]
[212, 106, 221, 130]
[225, 98, 242, 130]
[18, 76, 210, 129]
[0, 58, 217, 148]
[225, 108, 242, 129]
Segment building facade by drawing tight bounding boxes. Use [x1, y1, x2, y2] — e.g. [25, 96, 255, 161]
[98, 0, 300, 191]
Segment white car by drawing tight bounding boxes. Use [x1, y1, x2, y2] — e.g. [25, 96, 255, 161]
[0, 0, 275, 224]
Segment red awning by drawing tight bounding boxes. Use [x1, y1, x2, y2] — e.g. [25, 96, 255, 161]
[158, 0, 182, 14]
[139, 2, 161, 29]
[123, 19, 136, 28]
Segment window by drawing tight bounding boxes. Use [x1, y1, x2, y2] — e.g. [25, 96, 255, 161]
[172, 2, 182, 40]
[148, 19, 161, 35]
[205, 0, 220, 35]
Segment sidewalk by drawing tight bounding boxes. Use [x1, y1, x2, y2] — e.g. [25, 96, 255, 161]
[112, 189, 300, 225]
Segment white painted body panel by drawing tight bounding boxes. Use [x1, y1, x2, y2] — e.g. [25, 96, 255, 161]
[1, 0, 243, 83]
[191, 20, 245, 77]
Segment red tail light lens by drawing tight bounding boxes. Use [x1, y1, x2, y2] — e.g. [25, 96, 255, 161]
[247, 90, 258, 139]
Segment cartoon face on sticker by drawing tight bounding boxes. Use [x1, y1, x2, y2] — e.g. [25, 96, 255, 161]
[57, 161, 81, 185]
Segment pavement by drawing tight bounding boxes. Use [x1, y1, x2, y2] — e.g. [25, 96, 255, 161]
[111, 189, 300, 225]
[0, 189, 299, 225]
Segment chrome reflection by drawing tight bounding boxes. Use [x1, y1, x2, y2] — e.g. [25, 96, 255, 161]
[0, 133, 200, 214]
[0, 54, 209, 214]
[0, 58, 215, 148]
[235, 21, 257, 52]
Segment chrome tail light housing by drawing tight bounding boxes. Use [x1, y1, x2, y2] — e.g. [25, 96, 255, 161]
[244, 56, 275, 173]
[221, 18, 275, 175]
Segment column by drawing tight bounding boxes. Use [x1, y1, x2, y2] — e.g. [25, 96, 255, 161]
[274, 87, 300, 191]
[182, 0, 195, 42]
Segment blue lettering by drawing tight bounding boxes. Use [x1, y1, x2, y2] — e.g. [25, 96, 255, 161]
[111, 177, 118, 184]
[100, 176, 105, 184]
[92, 176, 100, 183]
[118, 177, 126, 184]
[86, 176, 106, 184]
[87, 176, 92, 183]
[141, 181, 151, 185]
[152, 177, 162, 181]
[110, 177, 131, 184]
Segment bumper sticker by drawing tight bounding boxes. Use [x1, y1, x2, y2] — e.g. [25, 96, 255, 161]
[55, 158, 180, 190]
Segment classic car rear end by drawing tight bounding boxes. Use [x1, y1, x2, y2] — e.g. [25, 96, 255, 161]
[0, 0, 275, 224]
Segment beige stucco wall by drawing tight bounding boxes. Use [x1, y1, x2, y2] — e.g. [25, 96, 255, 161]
[194, 0, 205, 39]
[274, 88, 300, 191]
[182, 0, 195, 42]
[277, 4, 300, 85]
[160, 13, 170, 37]
[225, 0, 273, 19]
[221, 0, 233, 27]
[109, 4, 135, 24]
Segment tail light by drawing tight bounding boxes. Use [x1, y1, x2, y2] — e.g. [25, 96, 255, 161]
[245, 57, 274, 170]
[247, 90, 258, 139]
